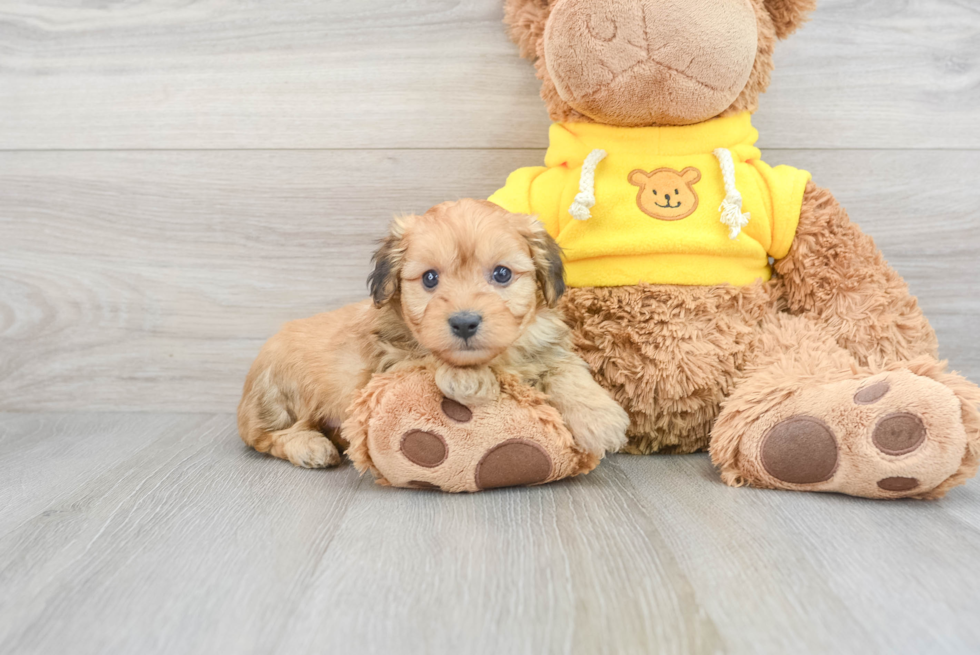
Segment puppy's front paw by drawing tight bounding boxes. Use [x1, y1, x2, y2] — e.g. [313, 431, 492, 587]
[283, 431, 342, 469]
[564, 397, 630, 456]
[435, 364, 500, 407]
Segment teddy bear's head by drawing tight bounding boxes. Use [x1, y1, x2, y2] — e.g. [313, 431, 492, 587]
[504, 0, 816, 127]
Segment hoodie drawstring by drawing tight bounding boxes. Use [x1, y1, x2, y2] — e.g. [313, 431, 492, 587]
[569, 149, 607, 221]
[570, 146, 750, 240]
[713, 148, 750, 239]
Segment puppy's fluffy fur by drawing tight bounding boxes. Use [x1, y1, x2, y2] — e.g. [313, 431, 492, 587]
[238, 199, 629, 468]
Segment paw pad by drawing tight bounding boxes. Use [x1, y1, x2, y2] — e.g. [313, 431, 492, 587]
[872, 413, 926, 456]
[476, 439, 553, 490]
[407, 480, 442, 491]
[440, 398, 473, 423]
[760, 416, 839, 484]
[877, 477, 919, 492]
[400, 430, 448, 468]
[854, 380, 890, 405]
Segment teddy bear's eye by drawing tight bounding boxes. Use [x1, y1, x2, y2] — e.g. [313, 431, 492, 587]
[675, 189, 679, 195]
[652, 190, 658, 195]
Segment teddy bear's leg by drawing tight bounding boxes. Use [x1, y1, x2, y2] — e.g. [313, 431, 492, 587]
[776, 181, 940, 369]
[710, 314, 980, 499]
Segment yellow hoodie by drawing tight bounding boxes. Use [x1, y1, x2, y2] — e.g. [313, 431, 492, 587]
[489, 113, 811, 288]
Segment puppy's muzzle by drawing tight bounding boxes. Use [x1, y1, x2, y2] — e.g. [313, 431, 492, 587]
[448, 311, 482, 341]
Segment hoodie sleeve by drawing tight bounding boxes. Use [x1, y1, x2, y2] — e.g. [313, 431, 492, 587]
[488, 166, 554, 233]
[751, 160, 812, 260]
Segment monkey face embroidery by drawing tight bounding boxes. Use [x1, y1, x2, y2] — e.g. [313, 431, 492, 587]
[628, 167, 702, 221]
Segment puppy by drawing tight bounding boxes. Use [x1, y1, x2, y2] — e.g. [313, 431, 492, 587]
[238, 199, 629, 468]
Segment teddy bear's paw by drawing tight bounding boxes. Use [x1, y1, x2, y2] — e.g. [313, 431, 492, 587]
[357, 369, 600, 493]
[282, 431, 342, 469]
[732, 370, 969, 499]
[392, 403, 556, 492]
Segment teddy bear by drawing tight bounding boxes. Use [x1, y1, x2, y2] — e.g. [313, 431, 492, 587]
[342, 365, 599, 492]
[488, 0, 980, 499]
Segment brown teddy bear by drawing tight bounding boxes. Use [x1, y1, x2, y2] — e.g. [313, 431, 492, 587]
[489, 0, 980, 499]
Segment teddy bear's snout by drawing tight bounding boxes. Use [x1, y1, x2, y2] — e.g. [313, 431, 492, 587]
[543, 0, 759, 126]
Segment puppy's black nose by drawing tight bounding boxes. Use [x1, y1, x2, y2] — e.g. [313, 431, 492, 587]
[449, 312, 482, 340]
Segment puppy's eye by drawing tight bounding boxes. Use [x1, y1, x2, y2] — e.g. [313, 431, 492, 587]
[492, 266, 513, 285]
[422, 270, 439, 290]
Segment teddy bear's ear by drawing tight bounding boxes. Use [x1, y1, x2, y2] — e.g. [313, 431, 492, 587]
[504, 0, 552, 60]
[763, 0, 817, 40]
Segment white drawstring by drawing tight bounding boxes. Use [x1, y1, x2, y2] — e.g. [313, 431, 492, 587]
[571, 146, 749, 237]
[569, 149, 607, 221]
[714, 148, 750, 239]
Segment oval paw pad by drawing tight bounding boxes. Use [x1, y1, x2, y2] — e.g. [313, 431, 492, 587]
[441, 398, 473, 423]
[854, 380, 890, 405]
[877, 477, 919, 492]
[872, 413, 926, 456]
[475, 439, 553, 490]
[400, 430, 448, 468]
[761, 416, 839, 484]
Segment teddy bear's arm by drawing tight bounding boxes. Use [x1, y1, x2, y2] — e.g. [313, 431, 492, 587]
[774, 180, 939, 365]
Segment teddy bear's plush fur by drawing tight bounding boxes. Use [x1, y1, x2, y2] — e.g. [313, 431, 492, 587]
[497, 0, 980, 499]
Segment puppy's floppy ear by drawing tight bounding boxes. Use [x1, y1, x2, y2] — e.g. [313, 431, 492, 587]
[368, 216, 409, 308]
[764, 0, 817, 40]
[504, 0, 552, 60]
[522, 216, 565, 308]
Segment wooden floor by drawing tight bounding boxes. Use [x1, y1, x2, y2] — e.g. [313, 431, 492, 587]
[1, 412, 979, 655]
[2, 0, 980, 653]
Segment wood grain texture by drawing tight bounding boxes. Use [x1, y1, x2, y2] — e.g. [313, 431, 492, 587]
[1, 0, 979, 150]
[2, 1, 979, 653]
[2, 148, 978, 412]
[0, 412, 977, 655]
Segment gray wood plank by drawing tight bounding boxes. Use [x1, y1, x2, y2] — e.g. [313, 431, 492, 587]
[2, 148, 978, 412]
[0, 412, 214, 535]
[0, 412, 977, 654]
[0, 0, 978, 150]
[0, 412, 366, 655]
[612, 453, 980, 654]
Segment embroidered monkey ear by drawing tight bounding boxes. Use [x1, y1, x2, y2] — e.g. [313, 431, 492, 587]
[680, 167, 702, 185]
[763, 0, 817, 40]
[504, 0, 553, 60]
[628, 170, 652, 187]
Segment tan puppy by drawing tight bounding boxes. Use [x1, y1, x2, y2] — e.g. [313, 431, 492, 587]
[238, 199, 629, 468]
